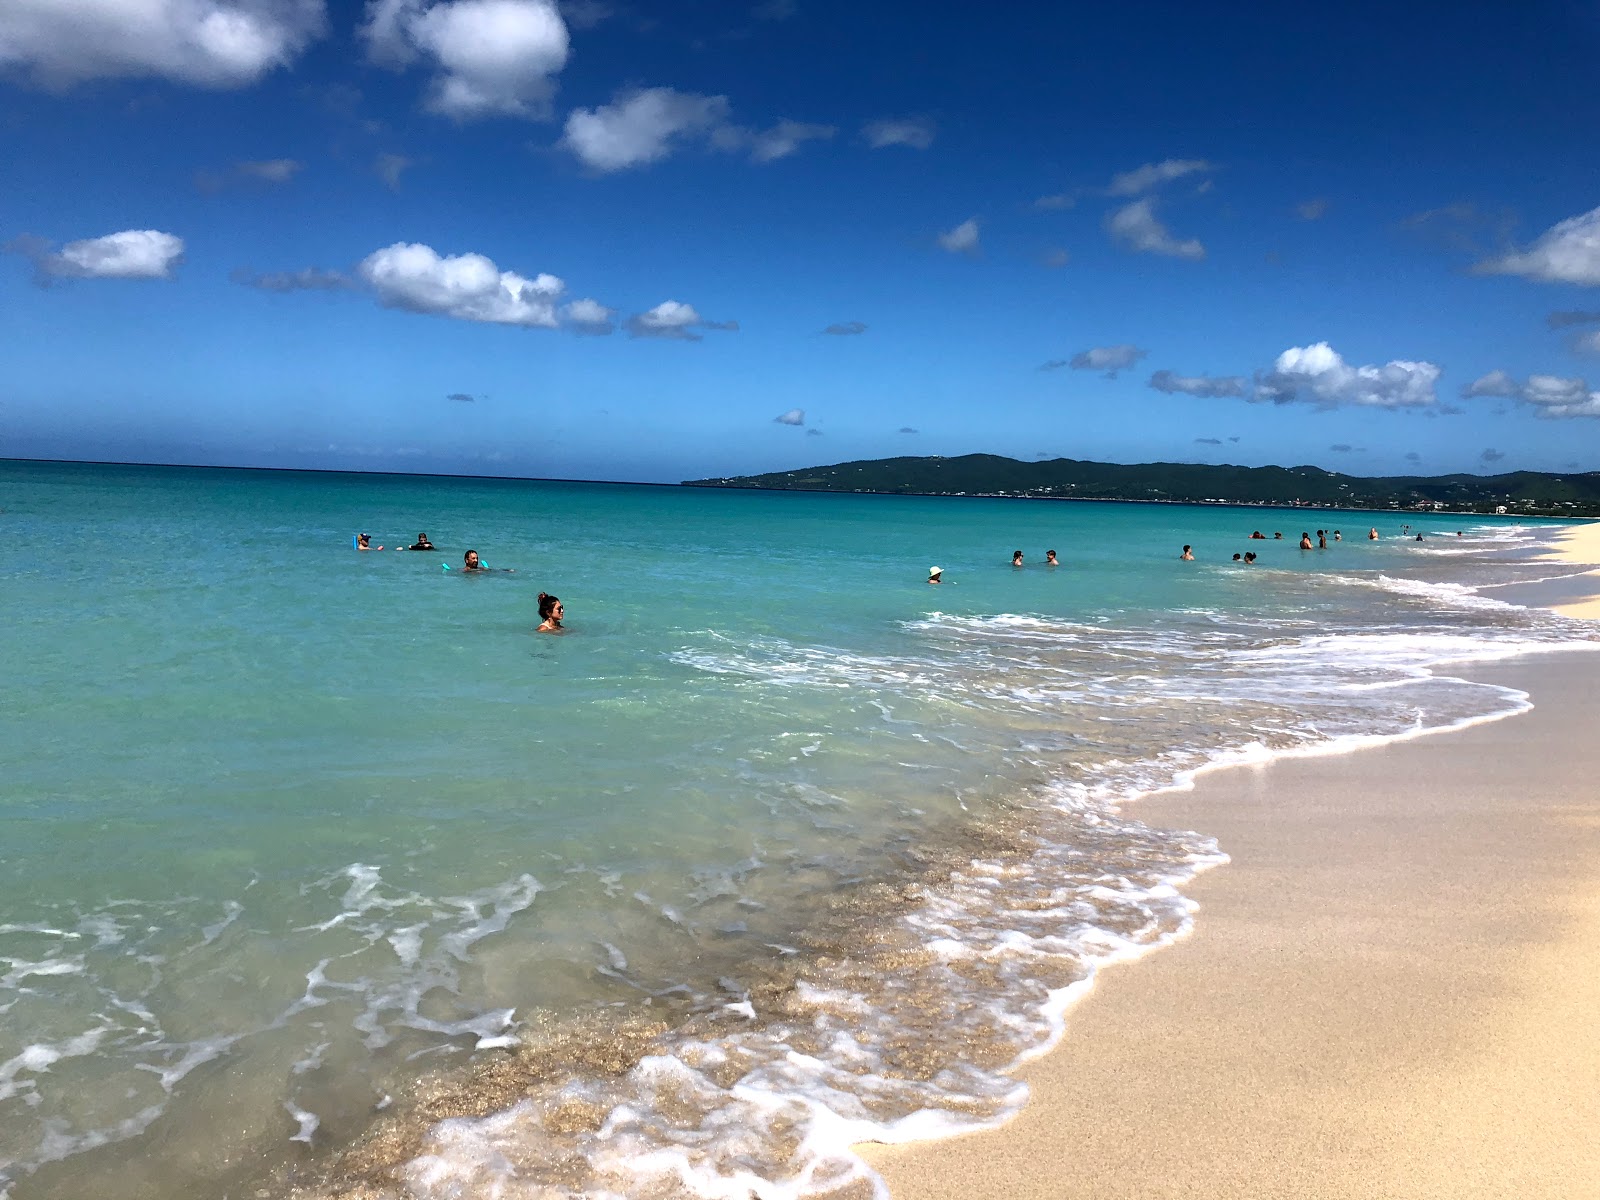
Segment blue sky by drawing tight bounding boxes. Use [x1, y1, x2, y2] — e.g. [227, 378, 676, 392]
[4, 0, 1600, 483]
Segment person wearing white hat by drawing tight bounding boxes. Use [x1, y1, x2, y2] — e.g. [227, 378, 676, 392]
[928, 566, 943, 584]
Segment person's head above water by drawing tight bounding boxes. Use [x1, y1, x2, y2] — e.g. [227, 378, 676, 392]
[1045, 549, 1058, 564]
[463, 550, 481, 570]
[928, 566, 943, 583]
[537, 592, 564, 629]
[1012, 550, 1024, 565]
[357, 533, 370, 548]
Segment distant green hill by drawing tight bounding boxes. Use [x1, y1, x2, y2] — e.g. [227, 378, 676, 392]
[684, 454, 1600, 517]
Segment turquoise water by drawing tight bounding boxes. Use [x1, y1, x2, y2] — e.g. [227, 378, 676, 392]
[1, 461, 1595, 1199]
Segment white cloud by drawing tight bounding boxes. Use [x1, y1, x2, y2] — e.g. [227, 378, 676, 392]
[861, 117, 935, 150]
[774, 408, 805, 425]
[1462, 369, 1519, 398]
[0, 0, 324, 88]
[563, 296, 615, 334]
[9, 229, 185, 280]
[1106, 158, 1212, 197]
[357, 242, 564, 326]
[562, 88, 730, 170]
[1477, 205, 1600, 286]
[937, 217, 979, 255]
[1255, 343, 1440, 409]
[1575, 329, 1600, 356]
[626, 299, 735, 340]
[1148, 369, 1244, 398]
[361, 0, 569, 119]
[376, 152, 415, 189]
[1068, 344, 1146, 377]
[1106, 199, 1204, 260]
[739, 119, 836, 163]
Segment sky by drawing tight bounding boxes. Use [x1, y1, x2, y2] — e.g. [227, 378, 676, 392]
[3, 0, 1600, 484]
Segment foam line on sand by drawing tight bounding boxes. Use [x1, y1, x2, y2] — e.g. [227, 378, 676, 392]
[857, 652, 1600, 1199]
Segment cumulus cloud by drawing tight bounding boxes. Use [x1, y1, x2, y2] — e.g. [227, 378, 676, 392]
[376, 152, 415, 189]
[560, 87, 727, 170]
[1295, 198, 1329, 220]
[1106, 158, 1213, 197]
[937, 217, 980, 255]
[1254, 342, 1440, 409]
[361, 0, 569, 119]
[1469, 371, 1600, 418]
[0, 0, 325, 89]
[358, 241, 564, 325]
[898, 426, 918, 434]
[805, 427, 823, 436]
[1480, 448, 1506, 464]
[774, 408, 805, 425]
[1547, 310, 1600, 329]
[1067, 344, 1146, 377]
[1148, 369, 1245, 398]
[1106, 199, 1204, 259]
[563, 297, 615, 334]
[823, 320, 866, 335]
[1194, 437, 1222, 445]
[8, 229, 184, 281]
[231, 265, 350, 291]
[1476, 205, 1600, 286]
[626, 299, 735, 340]
[861, 117, 935, 150]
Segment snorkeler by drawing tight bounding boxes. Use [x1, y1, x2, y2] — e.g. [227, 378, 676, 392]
[408, 532, 436, 551]
[537, 592, 564, 632]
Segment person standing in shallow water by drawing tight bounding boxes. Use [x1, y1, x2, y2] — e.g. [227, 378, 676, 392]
[1180, 545, 1194, 560]
[1300, 533, 1313, 549]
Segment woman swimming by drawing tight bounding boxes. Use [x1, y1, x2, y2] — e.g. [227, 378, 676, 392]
[537, 592, 564, 632]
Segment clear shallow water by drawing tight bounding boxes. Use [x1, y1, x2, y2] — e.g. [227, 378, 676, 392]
[0, 461, 1596, 1199]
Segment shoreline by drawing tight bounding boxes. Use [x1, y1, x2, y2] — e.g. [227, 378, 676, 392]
[857, 649, 1600, 1197]
[1540, 520, 1600, 619]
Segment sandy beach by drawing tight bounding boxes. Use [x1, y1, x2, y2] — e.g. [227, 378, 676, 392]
[1543, 520, 1600, 619]
[858, 650, 1600, 1198]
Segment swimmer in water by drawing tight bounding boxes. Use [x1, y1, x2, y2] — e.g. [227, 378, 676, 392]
[1244, 551, 1257, 563]
[1045, 550, 1058, 566]
[1232, 553, 1242, 562]
[356, 533, 382, 551]
[1300, 533, 1313, 549]
[928, 566, 943, 584]
[1180, 545, 1194, 561]
[462, 550, 482, 571]
[536, 592, 564, 632]
[1333, 530, 1342, 541]
[408, 532, 436, 551]
[1368, 528, 1379, 540]
[1012, 550, 1024, 567]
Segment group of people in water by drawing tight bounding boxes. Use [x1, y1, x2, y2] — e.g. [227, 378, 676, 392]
[928, 549, 1061, 582]
[354, 532, 565, 632]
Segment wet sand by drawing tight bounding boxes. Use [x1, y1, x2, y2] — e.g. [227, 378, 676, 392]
[1543, 521, 1600, 619]
[858, 651, 1600, 1198]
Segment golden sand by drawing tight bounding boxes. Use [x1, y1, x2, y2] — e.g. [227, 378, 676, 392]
[858, 654, 1600, 1198]
[1543, 521, 1600, 619]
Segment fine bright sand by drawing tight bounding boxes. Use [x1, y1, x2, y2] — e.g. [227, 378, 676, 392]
[1543, 520, 1600, 619]
[858, 649, 1600, 1198]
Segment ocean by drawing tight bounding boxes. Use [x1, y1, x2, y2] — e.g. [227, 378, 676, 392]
[1, 459, 1596, 1200]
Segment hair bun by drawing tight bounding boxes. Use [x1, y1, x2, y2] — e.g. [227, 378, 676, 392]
[538, 592, 549, 601]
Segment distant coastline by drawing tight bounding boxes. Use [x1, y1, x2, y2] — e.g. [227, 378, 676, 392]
[684, 453, 1600, 518]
